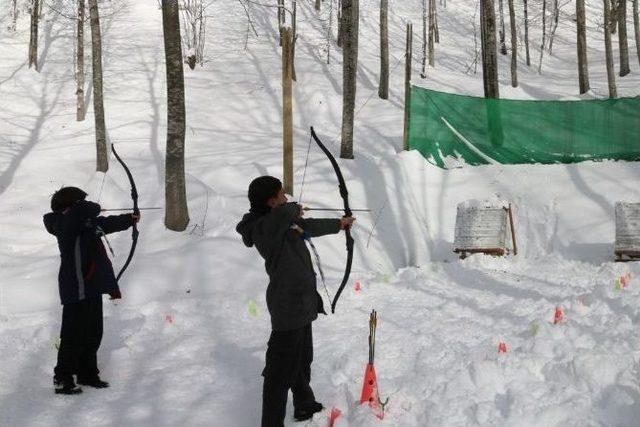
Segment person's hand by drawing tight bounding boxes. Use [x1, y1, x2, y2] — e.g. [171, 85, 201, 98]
[340, 216, 355, 230]
[132, 213, 141, 224]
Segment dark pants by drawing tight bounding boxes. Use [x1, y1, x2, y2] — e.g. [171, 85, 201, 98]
[54, 297, 103, 382]
[261, 323, 316, 427]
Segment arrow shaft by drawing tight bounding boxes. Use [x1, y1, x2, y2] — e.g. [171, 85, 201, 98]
[101, 207, 162, 212]
[304, 207, 370, 212]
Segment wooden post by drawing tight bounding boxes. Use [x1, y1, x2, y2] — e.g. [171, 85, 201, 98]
[282, 27, 294, 195]
[507, 203, 517, 255]
[403, 22, 413, 151]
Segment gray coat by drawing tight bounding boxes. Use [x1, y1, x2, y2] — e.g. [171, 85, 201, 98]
[236, 202, 341, 331]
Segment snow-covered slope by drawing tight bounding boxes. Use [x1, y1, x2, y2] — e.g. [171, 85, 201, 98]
[1, 0, 640, 426]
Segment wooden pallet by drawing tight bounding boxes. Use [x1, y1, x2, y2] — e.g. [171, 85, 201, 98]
[454, 247, 505, 259]
[453, 203, 517, 260]
[614, 202, 640, 262]
[615, 251, 640, 262]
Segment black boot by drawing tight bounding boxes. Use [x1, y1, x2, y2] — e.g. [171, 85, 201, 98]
[77, 376, 110, 388]
[293, 401, 323, 421]
[54, 377, 82, 395]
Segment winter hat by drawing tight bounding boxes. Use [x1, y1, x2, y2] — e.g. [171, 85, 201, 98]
[50, 186, 87, 212]
[248, 176, 282, 213]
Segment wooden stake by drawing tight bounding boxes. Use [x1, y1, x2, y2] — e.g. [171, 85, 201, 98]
[507, 203, 517, 255]
[403, 23, 413, 151]
[282, 27, 294, 195]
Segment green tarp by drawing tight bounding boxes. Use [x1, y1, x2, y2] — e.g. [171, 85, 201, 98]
[407, 86, 640, 168]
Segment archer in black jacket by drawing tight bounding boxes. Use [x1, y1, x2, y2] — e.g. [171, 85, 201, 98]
[236, 176, 354, 426]
[43, 186, 139, 394]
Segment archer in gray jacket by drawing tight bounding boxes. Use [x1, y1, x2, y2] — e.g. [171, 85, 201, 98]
[236, 176, 354, 426]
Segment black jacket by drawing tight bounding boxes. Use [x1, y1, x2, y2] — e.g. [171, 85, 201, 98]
[43, 200, 134, 305]
[236, 202, 341, 331]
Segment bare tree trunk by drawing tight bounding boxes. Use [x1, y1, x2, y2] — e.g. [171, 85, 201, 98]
[277, 0, 285, 46]
[326, 0, 334, 63]
[337, 0, 343, 47]
[481, 0, 499, 98]
[538, 0, 547, 73]
[291, 0, 297, 81]
[316, 0, 321, 11]
[340, 0, 358, 159]
[508, 0, 517, 87]
[428, 0, 435, 65]
[378, 0, 389, 98]
[618, 0, 631, 75]
[421, 0, 427, 78]
[470, 2, 480, 74]
[577, 0, 590, 94]
[434, 1, 439, 43]
[634, 0, 640, 66]
[524, 0, 531, 66]
[499, 0, 507, 54]
[88, 0, 108, 172]
[162, 0, 189, 231]
[11, 0, 18, 31]
[611, 0, 618, 33]
[604, 0, 618, 97]
[28, 0, 39, 70]
[548, 0, 560, 53]
[282, 27, 294, 195]
[76, 0, 86, 121]
[403, 23, 413, 151]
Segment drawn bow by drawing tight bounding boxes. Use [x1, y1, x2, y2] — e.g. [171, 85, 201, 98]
[110, 143, 140, 282]
[310, 127, 354, 313]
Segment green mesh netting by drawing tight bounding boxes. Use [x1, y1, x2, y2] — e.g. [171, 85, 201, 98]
[407, 86, 640, 168]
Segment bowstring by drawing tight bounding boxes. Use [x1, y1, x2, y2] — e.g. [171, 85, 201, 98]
[297, 132, 313, 204]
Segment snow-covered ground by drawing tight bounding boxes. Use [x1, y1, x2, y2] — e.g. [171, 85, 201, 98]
[1, 0, 640, 426]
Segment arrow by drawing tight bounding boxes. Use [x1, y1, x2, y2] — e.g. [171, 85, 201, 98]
[303, 207, 370, 212]
[100, 207, 163, 212]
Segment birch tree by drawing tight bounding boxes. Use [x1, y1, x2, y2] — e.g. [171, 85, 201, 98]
[88, 0, 108, 171]
[498, 0, 507, 54]
[634, 0, 640, 66]
[277, 0, 285, 46]
[76, 0, 86, 121]
[28, 0, 40, 70]
[508, 0, 517, 87]
[421, 0, 427, 78]
[337, 0, 344, 47]
[162, 0, 189, 231]
[180, 0, 206, 69]
[378, 0, 389, 98]
[481, 0, 499, 98]
[577, 0, 590, 93]
[524, 0, 531, 66]
[428, 0, 435, 65]
[10, 0, 18, 31]
[548, 0, 560, 53]
[604, 0, 618, 97]
[340, 0, 358, 159]
[291, 0, 297, 81]
[538, 0, 547, 74]
[618, 0, 630, 76]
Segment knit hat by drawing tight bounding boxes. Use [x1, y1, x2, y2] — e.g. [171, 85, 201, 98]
[248, 176, 281, 213]
[50, 186, 87, 212]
